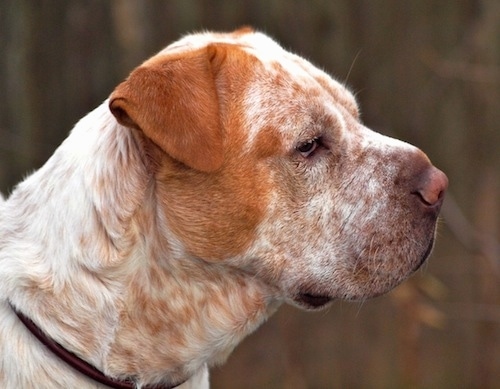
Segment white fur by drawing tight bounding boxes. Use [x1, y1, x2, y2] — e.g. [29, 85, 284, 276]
[0, 29, 445, 388]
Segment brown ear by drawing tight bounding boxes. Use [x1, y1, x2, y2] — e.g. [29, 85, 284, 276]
[109, 46, 224, 172]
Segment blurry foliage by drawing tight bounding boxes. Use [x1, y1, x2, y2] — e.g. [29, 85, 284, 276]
[0, 0, 498, 388]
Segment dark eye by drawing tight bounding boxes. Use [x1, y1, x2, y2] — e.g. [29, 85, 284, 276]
[296, 138, 319, 157]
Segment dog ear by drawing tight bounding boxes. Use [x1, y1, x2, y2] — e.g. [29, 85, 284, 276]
[109, 46, 224, 172]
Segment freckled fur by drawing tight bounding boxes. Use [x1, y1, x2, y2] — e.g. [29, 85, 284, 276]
[0, 28, 446, 388]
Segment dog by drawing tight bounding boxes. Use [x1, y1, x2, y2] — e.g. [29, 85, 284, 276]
[0, 28, 447, 388]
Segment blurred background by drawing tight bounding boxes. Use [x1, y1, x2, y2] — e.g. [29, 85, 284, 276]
[0, 1, 498, 388]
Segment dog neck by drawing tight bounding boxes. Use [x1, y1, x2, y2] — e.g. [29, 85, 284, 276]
[0, 104, 279, 386]
[10, 302, 184, 389]
[106, 250, 276, 383]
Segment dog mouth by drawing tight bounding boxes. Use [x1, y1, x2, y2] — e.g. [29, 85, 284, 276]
[294, 292, 334, 309]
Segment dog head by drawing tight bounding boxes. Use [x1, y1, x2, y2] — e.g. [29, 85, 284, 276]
[109, 28, 447, 310]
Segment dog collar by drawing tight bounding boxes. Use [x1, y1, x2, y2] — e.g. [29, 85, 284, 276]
[10, 303, 183, 389]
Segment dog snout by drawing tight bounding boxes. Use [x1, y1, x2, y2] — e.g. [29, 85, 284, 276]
[412, 165, 448, 209]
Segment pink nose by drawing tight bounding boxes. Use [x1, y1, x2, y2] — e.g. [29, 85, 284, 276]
[415, 167, 448, 206]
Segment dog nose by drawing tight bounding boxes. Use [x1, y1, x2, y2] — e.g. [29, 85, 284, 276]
[414, 166, 448, 207]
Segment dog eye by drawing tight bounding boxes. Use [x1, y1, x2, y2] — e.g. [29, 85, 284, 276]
[296, 138, 319, 157]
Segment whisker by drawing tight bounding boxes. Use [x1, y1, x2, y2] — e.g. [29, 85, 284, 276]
[344, 49, 362, 86]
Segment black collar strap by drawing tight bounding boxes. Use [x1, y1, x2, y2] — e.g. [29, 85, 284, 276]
[10, 303, 183, 389]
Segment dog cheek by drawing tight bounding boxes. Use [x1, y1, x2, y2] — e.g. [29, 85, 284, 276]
[156, 165, 271, 262]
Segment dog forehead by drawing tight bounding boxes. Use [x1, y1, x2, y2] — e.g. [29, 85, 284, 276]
[236, 47, 356, 149]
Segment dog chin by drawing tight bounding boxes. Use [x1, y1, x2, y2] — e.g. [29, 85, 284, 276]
[413, 235, 435, 271]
